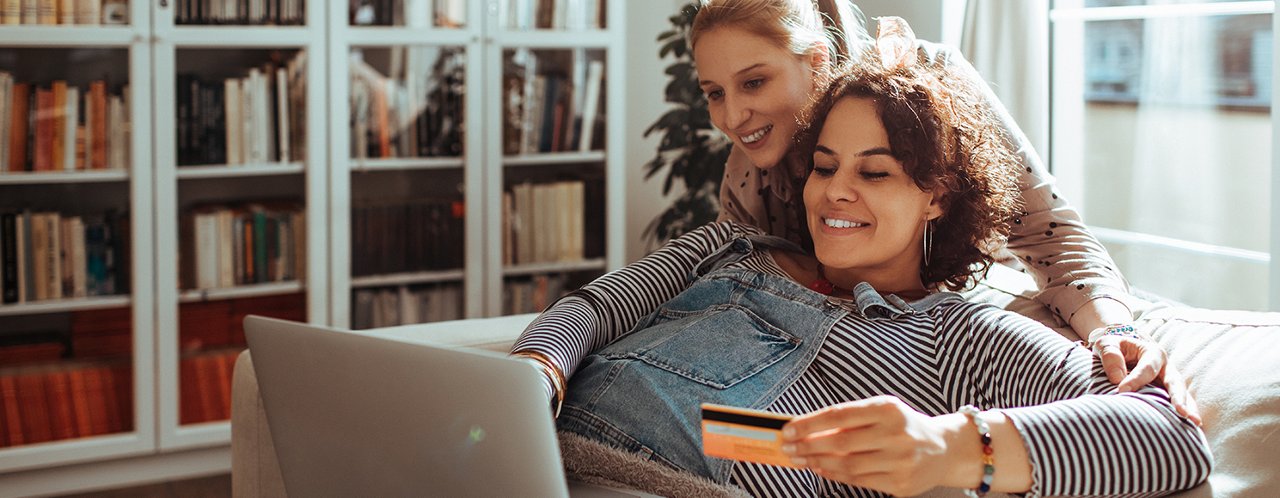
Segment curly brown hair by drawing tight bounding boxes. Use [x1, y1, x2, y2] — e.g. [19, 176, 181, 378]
[790, 54, 1023, 290]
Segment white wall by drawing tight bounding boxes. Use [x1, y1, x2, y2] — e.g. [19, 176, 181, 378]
[623, 0, 685, 262]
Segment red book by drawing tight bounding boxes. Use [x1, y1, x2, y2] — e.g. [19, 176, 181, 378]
[50, 81, 66, 172]
[99, 366, 121, 433]
[179, 356, 200, 425]
[1, 375, 22, 446]
[82, 366, 110, 436]
[111, 364, 133, 432]
[71, 306, 133, 359]
[44, 369, 76, 440]
[67, 368, 93, 437]
[0, 342, 65, 365]
[8, 83, 30, 172]
[16, 372, 53, 444]
[179, 299, 234, 352]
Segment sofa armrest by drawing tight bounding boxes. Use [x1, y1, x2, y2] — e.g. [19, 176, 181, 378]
[230, 313, 537, 497]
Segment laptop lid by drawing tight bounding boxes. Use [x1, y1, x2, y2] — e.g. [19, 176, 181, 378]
[244, 315, 573, 498]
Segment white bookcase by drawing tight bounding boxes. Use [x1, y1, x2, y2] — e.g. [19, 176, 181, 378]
[0, 0, 625, 495]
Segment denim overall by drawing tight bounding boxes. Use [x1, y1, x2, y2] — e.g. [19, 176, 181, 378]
[555, 233, 852, 484]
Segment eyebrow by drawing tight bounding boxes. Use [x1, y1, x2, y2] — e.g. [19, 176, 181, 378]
[814, 145, 894, 158]
[699, 63, 766, 87]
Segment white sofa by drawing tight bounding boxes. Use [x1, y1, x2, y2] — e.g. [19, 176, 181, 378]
[231, 265, 1280, 497]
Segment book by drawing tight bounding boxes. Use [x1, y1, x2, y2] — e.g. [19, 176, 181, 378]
[578, 60, 604, 152]
[1, 212, 16, 303]
[1, 375, 24, 446]
[1, 0, 18, 25]
[45, 369, 76, 440]
[17, 372, 52, 443]
[8, 82, 29, 171]
[88, 80, 107, 170]
[0, 72, 11, 172]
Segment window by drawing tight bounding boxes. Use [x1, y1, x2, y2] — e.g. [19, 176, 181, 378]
[1050, 0, 1277, 310]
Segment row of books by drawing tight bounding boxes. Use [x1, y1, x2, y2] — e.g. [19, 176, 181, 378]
[350, 47, 464, 160]
[352, 199, 463, 277]
[503, 51, 604, 155]
[0, 361, 133, 448]
[1, 210, 129, 305]
[506, 0, 604, 30]
[178, 348, 238, 425]
[349, 0, 464, 28]
[503, 180, 586, 266]
[179, 293, 304, 353]
[0, 307, 132, 370]
[0, 0, 127, 26]
[174, 0, 304, 25]
[351, 283, 462, 329]
[178, 202, 305, 291]
[177, 51, 306, 167]
[0, 74, 130, 173]
[503, 274, 568, 315]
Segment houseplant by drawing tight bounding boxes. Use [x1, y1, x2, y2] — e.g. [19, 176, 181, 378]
[643, 2, 733, 244]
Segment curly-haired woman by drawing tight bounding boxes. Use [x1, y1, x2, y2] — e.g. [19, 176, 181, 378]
[511, 32, 1212, 497]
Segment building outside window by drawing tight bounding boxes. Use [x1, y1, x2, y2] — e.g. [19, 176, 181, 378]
[1050, 0, 1276, 310]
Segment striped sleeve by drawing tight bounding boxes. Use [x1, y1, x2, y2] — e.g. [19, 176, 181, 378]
[951, 304, 1212, 497]
[510, 221, 750, 384]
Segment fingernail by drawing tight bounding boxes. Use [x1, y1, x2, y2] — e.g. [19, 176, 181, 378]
[790, 457, 806, 466]
[783, 427, 795, 439]
[781, 443, 795, 455]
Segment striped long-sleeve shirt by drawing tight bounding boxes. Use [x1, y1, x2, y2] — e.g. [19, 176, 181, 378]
[513, 222, 1212, 497]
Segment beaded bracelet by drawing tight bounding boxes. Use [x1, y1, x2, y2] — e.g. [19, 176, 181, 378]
[1087, 323, 1143, 349]
[958, 405, 994, 498]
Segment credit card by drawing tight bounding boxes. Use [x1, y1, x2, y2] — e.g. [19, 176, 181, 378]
[700, 403, 799, 468]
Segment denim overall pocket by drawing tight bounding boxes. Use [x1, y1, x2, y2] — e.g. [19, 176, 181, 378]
[601, 303, 801, 389]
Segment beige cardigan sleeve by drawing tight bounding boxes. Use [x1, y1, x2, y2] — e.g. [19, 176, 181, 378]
[924, 42, 1134, 322]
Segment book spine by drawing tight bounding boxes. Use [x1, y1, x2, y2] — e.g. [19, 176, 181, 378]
[8, 83, 29, 171]
[1, 212, 16, 303]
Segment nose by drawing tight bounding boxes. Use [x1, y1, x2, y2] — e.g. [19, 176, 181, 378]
[824, 170, 859, 204]
[723, 94, 750, 131]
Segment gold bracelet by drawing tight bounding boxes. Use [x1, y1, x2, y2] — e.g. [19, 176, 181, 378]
[511, 350, 566, 417]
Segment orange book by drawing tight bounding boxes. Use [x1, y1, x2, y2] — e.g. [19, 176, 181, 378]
[195, 354, 220, 423]
[16, 372, 53, 443]
[44, 369, 76, 440]
[88, 81, 107, 170]
[50, 80, 66, 171]
[33, 87, 53, 171]
[1, 375, 23, 446]
[213, 351, 233, 420]
[67, 367, 92, 437]
[374, 85, 390, 158]
[8, 82, 29, 172]
[0, 342, 64, 365]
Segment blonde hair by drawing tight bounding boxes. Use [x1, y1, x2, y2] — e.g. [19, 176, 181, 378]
[690, 0, 870, 66]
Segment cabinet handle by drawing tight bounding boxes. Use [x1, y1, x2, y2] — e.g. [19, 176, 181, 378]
[159, 0, 168, 7]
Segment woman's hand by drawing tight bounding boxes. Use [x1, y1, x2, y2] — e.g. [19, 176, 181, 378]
[780, 396, 959, 496]
[1090, 332, 1202, 425]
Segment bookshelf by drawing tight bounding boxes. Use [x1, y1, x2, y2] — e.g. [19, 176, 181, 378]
[0, 0, 624, 493]
[327, 0, 624, 329]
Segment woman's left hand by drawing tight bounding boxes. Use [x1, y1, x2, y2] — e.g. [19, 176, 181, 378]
[1090, 332, 1202, 425]
[780, 395, 955, 496]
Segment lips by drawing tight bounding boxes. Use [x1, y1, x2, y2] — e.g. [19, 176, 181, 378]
[822, 217, 870, 229]
[739, 125, 772, 147]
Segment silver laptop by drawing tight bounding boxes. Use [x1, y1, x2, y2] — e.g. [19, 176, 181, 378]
[244, 315, 653, 498]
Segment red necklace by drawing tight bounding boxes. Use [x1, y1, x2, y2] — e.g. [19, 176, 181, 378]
[807, 264, 849, 296]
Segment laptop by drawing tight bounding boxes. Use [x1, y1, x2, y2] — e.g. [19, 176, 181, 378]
[244, 315, 655, 498]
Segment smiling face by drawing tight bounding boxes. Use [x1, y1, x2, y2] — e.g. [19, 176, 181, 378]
[804, 97, 943, 292]
[694, 26, 824, 169]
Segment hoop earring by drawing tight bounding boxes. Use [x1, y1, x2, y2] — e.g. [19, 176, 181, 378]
[922, 219, 934, 268]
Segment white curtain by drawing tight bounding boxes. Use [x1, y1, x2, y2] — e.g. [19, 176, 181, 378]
[960, 0, 1050, 159]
